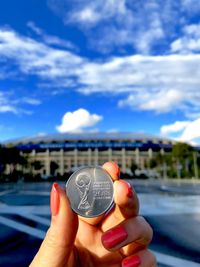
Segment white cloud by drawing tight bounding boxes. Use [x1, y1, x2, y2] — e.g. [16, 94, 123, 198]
[47, 0, 200, 55]
[27, 21, 43, 35]
[0, 27, 83, 82]
[171, 23, 200, 54]
[160, 118, 200, 143]
[0, 92, 18, 114]
[48, 0, 167, 54]
[21, 97, 41, 105]
[119, 89, 184, 113]
[12, 97, 41, 106]
[160, 121, 190, 135]
[27, 21, 77, 50]
[56, 108, 103, 133]
[65, 0, 127, 25]
[75, 8, 101, 24]
[0, 91, 40, 115]
[180, 118, 200, 142]
[0, 105, 18, 114]
[78, 54, 200, 117]
[2, 27, 200, 118]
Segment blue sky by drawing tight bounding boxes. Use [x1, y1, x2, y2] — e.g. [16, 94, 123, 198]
[1, 0, 200, 144]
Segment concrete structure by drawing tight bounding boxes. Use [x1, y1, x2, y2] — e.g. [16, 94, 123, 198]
[7, 132, 174, 177]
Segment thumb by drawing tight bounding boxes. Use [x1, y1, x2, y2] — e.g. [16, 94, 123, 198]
[30, 183, 78, 267]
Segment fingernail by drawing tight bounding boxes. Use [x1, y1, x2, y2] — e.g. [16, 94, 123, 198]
[122, 255, 141, 267]
[121, 180, 133, 198]
[50, 183, 60, 216]
[102, 225, 128, 249]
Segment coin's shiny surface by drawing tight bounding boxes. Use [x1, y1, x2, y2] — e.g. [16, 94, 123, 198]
[66, 166, 114, 218]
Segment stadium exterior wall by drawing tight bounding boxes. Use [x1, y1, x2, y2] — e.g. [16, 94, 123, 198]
[7, 133, 174, 177]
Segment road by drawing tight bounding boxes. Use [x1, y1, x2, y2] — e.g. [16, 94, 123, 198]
[0, 180, 200, 267]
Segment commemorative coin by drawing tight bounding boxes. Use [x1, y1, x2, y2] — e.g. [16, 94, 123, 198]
[66, 166, 114, 218]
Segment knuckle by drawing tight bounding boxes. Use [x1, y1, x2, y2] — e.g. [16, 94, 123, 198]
[137, 216, 154, 244]
[45, 228, 59, 249]
[45, 228, 70, 250]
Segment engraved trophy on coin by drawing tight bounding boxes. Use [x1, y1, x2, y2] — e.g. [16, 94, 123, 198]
[66, 166, 114, 218]
[75, 173, 91, 210]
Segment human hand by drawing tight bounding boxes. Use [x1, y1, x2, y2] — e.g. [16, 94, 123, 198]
[30, 162, 156, 267]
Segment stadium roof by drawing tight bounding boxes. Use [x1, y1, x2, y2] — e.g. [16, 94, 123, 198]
[5, 132, 174, 145]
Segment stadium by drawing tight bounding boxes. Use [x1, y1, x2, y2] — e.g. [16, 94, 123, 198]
[6, 132, 175, 178]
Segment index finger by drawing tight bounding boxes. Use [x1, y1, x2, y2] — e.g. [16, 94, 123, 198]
[103, 162, 139, 219]
[101, 179, 140, 232]
[102, 161, 120, 181]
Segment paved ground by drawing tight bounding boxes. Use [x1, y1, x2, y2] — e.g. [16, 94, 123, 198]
[0, 180, 200, 267]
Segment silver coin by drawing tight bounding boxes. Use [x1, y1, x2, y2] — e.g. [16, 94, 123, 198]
[66, 166, 114, 218]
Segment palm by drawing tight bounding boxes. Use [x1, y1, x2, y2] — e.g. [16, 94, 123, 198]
[67, 174, 140, 267]
[30, 162, 155, 267]
[71, 219, 123, 267]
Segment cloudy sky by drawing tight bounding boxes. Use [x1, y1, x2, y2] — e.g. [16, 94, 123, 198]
[1, 0, 200, 144]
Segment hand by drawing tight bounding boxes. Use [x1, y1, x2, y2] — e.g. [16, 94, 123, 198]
[30, 162, 156, 267]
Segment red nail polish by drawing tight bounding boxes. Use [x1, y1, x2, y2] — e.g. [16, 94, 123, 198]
[122, 255, 141, 267]
[102, 225, 128, 249]
[127, 186, 133, 198]
[121, 180, 133, 198]
[50, 183, 60, 216]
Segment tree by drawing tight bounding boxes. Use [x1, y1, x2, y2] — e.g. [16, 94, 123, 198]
[149, 158, 157, 169]
[130, 161, 138, 177]
[50, 161, 59, 176]
[172, 142, 193, 159]
[150, 152, 171, 179]
[0, 146, 5, 178]
[172, 142, 194, 178]
[31, 160, 43, 171]
[0, 146, 28, 181]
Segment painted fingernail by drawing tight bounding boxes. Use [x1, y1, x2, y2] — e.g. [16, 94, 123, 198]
[102, 225, 128, 249]
[50, 183, 60, 216]
[122, 255, 141, 267]
[121, 180, 133, 198]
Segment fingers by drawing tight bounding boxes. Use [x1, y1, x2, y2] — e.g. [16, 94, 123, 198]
[30, 183, 78, 267]
[102, 161, 120, 181]
[73, 161, 139, 230]
[80, 161, 139, 228]
[79, 161, 120, 226]
[101, 179, 139, 232]
[114, 179, 139, 218]
[101, 216, 153, 255]
[101, 218, 155, 266]
[122, 249, 157, 267]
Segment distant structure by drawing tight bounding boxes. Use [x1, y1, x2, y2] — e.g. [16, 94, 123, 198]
[6, 132, 174, 177]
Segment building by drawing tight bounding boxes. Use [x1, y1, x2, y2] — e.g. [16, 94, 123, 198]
[6, 132, 174, 177]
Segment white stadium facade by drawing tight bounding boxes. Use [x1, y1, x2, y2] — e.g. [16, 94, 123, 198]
[7, 132, 175, 177]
